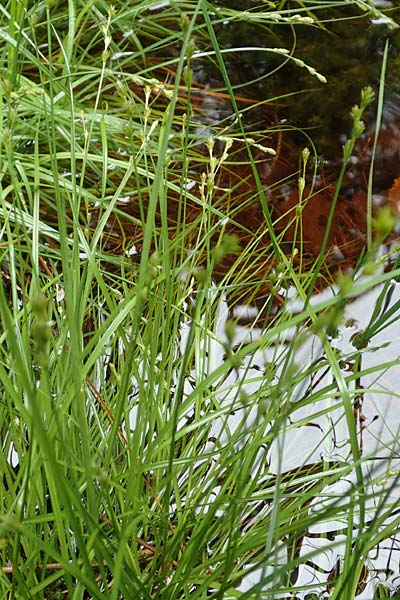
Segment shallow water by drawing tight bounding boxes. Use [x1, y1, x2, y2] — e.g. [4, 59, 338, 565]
[194, 1, 400, 153]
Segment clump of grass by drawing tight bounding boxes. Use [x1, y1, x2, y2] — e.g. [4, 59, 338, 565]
[1, 1, 400, 599]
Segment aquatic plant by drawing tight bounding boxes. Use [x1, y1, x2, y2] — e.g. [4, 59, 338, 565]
[1, 1, 400, 598]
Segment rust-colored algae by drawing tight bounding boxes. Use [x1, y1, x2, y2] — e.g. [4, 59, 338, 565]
[95, 104, 400, 312]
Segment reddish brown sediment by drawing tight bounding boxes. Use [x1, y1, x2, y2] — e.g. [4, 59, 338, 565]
[97, 101, 400, 311]
[389, 177, 400, 214]
[24, 62, 399, 313]
[276, 186, 369, 263]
